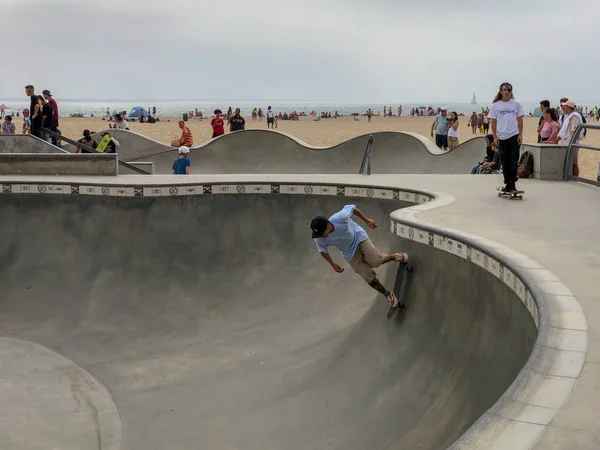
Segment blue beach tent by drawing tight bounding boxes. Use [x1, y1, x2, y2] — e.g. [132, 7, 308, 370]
[128, 106, 149, 118]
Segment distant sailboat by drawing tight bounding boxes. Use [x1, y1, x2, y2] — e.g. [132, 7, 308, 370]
[471, 92, 477, 104]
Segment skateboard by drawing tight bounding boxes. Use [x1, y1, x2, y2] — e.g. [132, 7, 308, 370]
[497, 188, 525, 200]
[387, 262, 414, 319]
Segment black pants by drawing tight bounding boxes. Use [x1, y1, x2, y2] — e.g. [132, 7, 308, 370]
[499, 134, 520, 186]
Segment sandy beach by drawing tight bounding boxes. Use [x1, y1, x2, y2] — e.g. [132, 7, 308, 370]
[8, 114, 600, 181]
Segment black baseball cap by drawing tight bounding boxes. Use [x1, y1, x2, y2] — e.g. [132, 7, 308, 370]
[310, 216, 329, 238]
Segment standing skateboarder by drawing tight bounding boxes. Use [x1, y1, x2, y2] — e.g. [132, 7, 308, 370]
[311, 205, 408, 306]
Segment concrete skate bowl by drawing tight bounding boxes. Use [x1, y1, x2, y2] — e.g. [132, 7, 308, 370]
[0, 181, 570, 450]
[72, 129, 485, 174]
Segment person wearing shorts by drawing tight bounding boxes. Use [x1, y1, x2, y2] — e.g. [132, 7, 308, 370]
[266, 106, 275, 129]
[431, 107, 450, 150]
[311, 205, 409, 307]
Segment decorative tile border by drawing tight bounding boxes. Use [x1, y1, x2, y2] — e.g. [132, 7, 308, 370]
[0, 177, 585, 450]
[0, 181, 434, 204]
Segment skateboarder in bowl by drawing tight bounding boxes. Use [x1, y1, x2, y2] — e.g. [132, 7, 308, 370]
[311, 205, 408, 307]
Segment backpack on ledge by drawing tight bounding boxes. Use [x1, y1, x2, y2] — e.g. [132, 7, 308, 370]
[517, 150, 534, 178]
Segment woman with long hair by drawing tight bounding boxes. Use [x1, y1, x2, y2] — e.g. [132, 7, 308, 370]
[447, 111, 460, 150]
[30, 95, 43, 138]
[539, 107, 561, 143]
[488, 82, 524, 193]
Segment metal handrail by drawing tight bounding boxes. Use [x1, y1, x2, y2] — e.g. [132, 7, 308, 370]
[564, 123, 600, 186]
[359, 134, 374, 175]
[41, 128, 151, 175]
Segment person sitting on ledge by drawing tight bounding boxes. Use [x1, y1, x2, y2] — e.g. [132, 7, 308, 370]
[471, 134, 501, 174]
[178, 120, 193, 147]
[76, 129, 98, 153]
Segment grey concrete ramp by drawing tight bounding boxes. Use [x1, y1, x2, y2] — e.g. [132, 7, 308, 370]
[0, 134, 68, 154]
[66, 129, 485, 174]
[0, 193, 535, 449]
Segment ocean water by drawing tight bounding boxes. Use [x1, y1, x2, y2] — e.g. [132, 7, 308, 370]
[1, 99, 599, 118]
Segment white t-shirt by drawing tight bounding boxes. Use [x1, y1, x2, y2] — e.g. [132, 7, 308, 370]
[487, 99, 524, 140]
[267, 110, 274, 119]
[448, 123, 460, 138]
[558, 112, 583, 144]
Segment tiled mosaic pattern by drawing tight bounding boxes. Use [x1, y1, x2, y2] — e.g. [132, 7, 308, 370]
[0, 182, 433, 203]
[393, 222, 539, 328]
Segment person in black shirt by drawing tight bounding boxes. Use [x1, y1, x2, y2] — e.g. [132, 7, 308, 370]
[40, 97, 53, 143]
[229, 108, 246, 132]
[30, 96, 44, 139]
[25, 85, 42, 138]
[537, 100, 550, 142]
[77, 129, 98, 153]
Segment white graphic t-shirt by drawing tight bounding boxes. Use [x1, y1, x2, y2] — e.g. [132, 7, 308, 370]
[487, 99, 524, 140]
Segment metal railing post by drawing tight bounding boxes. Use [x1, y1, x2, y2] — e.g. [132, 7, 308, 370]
[359, 134, 374, 175]
[563, 123, 600, 186]
[41, 128, 151, 175]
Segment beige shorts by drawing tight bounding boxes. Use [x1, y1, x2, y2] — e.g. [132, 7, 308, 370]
[348, 239, 384, 283]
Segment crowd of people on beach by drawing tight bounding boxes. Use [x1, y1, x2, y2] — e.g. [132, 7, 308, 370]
[0, 83, 591, 184]
[0, 85, 60, 144]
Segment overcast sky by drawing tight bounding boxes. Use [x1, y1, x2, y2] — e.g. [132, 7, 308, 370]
[2, 0, 599, 103]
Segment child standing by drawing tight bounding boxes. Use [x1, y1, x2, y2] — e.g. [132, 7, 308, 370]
[22, 109, 31, 134]
[172, 146, 191, 175]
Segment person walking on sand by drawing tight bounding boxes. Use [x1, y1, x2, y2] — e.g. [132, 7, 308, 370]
[266, 106, 275, 129]
[469, 112, 477, 134]
[488, 81, 524, 193]
[229, 108, 245, 132]
[431, 107, 450, 150]
[211, 109, 225, 138]
[311, 205, 409, 307]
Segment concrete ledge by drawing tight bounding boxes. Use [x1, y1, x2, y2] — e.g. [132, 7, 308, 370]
[0, 134, 69, 154]
[0, 154, 117, 176]
[521, 143, 567, 181]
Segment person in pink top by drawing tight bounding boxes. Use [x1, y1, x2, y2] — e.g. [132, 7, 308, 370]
[539, 108, 560, 143]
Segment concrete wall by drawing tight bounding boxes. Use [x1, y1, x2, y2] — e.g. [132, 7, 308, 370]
[0, 154, 117, 176]
[0, 134, 68, 154]
[521, 143, 567, 180]
[72, 129, 487, 175]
